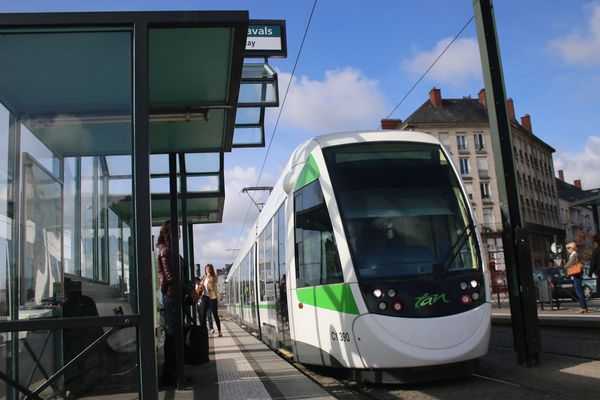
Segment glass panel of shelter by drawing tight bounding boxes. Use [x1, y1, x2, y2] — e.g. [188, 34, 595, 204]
[232, 63, 279, 148]
[0, 28, 138, 398]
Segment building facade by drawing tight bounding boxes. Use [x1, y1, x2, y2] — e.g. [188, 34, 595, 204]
[383, 88, 564, 272]
[556, 173, 598, 260]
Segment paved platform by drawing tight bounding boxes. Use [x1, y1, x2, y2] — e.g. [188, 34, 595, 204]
[159, 320, 335, 400]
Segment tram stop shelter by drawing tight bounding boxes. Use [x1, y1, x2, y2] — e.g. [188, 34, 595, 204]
[0, 11, 285, 399]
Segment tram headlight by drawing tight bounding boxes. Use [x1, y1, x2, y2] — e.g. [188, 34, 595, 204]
[391, 301, 403, 313]
[373, 289, 383, 298]
[387, 289, 396, 298]
[378, 301, 388, 311]
[460, 282, 468, 290]
[460, 294, 472, 305]
[470, 280, 478, 288]
[472, 292, 480, 301]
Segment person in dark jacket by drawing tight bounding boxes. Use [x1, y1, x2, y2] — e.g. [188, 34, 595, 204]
[589, 234, 600, 284]
[156, 220, 197, 385]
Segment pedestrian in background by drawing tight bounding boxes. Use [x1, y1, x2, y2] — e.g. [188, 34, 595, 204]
[565, 241, 588, 314]
[198, 264, 222, 337]
[589, 234, 600, 289]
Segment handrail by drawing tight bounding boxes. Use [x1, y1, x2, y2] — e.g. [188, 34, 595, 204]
[32, 327, 120, 396]
[0, 315, 138, 333]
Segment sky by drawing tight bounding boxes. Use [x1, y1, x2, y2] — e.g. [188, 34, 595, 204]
[2, 0, 600, 269]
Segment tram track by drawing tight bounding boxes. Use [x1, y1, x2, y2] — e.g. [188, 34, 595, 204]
[287, 340, 599, 400]
[228, 310, 600, 400]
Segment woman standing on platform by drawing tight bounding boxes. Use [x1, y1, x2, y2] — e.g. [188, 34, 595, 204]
[157, 221, 197, 385]
[565, 241, 588, 314]
[198, 264, 222, 337]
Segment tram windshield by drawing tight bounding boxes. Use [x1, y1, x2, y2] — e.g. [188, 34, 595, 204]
[323, 142, 479, 280]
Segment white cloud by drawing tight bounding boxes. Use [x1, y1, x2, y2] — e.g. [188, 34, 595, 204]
[403, 37, 482, 86]
[555, 136, 600, 188]
[273, 68, 387, 133]
[549, 3, 600, 67]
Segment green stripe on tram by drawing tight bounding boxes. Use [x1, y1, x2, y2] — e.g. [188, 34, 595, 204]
[237, 304, 277, 309]
[296, 283, 359, 315]
[294, 154, 320, 191]
[258, 304, 277, 309]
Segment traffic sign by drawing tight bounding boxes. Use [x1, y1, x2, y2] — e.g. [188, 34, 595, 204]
[550, 242, 562, 254]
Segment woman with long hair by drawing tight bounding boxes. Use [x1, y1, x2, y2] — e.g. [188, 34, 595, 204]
[198, 263, 222, 337]
[156, 220, 197, 385]
[565, 241, 587, 314]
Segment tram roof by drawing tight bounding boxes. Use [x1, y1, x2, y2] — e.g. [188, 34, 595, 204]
[311, 130, 441, 149]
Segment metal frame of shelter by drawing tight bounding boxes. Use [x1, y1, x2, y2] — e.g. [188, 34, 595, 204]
[0, 11, 283, 398]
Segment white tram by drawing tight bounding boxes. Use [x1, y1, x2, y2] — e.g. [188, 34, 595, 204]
[226, 131, 491, 382]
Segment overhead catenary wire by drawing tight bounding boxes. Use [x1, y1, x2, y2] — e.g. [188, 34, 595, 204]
[379, 14, 475, 128]
[233, 0, 319, 258]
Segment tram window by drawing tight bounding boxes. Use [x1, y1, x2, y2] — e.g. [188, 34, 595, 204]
[324, 142, 479, 280]
[294, 180, 343, 288]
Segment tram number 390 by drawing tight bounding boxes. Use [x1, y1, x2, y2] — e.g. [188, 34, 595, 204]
[331, 330, 351, 342]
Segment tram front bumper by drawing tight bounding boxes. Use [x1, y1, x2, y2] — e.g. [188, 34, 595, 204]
[352, 303, 491, 368]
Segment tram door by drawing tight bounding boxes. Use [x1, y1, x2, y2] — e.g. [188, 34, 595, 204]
[275, 206, 291, 351]
[258, 220, 277, 347]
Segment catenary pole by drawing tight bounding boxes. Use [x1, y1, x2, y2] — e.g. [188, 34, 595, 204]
[473, 0, 540, 366]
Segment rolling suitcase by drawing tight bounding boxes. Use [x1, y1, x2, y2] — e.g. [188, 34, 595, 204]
[184, 322, 209, 364]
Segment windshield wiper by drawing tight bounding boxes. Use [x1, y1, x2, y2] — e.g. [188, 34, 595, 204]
[433, 224, 476, 279]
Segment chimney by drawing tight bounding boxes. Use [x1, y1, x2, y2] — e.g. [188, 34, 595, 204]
[507, 98, 516, 121]
[558, 170, 564, 181]
[521, 114, 532, 132]
[381, 119, 402, 130]
[429, 87, 442, 108]
[574, 179, 582, 190]
[478, 88, 486, 108]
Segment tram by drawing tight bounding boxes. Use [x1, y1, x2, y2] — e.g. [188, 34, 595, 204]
[226, 130, 491, 382]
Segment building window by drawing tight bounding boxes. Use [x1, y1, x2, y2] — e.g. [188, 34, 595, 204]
[474, 132, 485, 151]
[464, 182, 474, 200]
[438, 132, 450, 148]
[459, 158, 470, 175]
[483, 208, 494, 230]
[457, 135, 467, 151]
[477, 157, 488, 178]
[481, 182, 491, 200]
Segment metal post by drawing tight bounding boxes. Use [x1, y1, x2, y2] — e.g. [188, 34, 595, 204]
[7, 110, 20, 400]
[74, 158, 82, 276]
[133, 21, 159, 399]
[593, 206, 599, 235]
[179, 153, 192, 322]
[92, 157, 99, 280]
[187, 223, 197, 321]
[187, 224, 195, 278]
[168, 153, 185, 388]
[179, 153, 189, 274]
[496, 289, 501, 308]
[473, 0, 540, 366]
